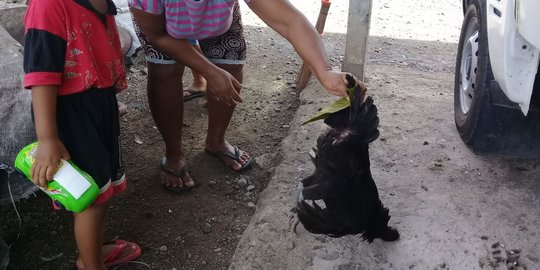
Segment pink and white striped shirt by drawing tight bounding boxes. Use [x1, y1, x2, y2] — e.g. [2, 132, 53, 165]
[129, 0, 250, 40]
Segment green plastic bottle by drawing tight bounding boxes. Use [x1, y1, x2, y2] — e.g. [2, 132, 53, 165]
[14, 142, 99, 213]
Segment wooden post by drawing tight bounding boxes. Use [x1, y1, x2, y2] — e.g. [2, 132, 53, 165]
[295, 0, 331, 91]
[342, 0, 372, 81]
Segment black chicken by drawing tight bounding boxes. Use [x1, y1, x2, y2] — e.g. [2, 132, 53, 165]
[294, 75, 399, 242]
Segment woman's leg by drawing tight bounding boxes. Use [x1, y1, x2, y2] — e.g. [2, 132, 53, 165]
[200, 2, 251, 171]
[73, 203, 108, 270]
[205, 64, 251, 170]
[133, 19, 195, 187]
[147, 62, 194, 187]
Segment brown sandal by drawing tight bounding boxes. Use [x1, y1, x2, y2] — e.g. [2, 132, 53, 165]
[160, 157, 196, 192]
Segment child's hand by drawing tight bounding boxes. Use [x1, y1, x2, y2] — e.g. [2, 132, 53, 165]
[30, 138, 70, 188]
[318, 70, 350, 97]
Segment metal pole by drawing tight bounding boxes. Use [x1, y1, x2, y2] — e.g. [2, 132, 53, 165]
[342, 0, 372, 81]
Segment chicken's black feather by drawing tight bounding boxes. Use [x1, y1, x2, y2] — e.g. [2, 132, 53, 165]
[295, 92, 399, 242]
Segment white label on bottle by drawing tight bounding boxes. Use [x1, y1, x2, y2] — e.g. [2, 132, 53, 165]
[53, 160, 91, 199]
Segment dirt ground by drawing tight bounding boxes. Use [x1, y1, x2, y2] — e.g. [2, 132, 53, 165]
[2, 0, 539, 269]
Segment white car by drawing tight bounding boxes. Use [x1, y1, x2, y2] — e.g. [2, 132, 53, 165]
[455, 0, 540, 156]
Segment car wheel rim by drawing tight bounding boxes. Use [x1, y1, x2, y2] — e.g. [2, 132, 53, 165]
[459, 18, 479, 115]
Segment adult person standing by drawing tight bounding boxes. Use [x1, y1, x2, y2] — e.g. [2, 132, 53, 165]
[130, 0, 349, 192]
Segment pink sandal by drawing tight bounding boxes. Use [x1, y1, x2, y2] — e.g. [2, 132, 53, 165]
[76, 240, 141, 269]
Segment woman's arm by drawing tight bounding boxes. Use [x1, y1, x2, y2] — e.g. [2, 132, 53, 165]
[130, 8, 243, 105]
[31, 86, 70, 188]
[247, 0, 348, 96]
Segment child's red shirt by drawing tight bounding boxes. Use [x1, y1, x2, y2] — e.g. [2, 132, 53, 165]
[23, 0, 127, 95]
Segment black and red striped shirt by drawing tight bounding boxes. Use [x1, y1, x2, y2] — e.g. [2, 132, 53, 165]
[23, 0, 127, 95]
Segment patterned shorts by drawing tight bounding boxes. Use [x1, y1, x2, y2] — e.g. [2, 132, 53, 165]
[134, 2, 246, 65]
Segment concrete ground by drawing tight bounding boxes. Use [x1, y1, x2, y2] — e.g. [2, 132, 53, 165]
[229, 0, 540, 269]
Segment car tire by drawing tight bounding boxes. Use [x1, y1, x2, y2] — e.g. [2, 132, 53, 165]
[454, 0, 540, 157]
[454, 0, 492, 144]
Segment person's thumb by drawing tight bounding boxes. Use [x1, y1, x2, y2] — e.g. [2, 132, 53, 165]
[341, 73, 349, 85]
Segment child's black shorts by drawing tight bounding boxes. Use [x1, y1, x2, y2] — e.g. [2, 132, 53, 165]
[56, 87, 126, 206]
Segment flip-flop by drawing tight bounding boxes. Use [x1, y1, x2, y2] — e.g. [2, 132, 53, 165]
[76, 240, 141, 269]
[183, 88, 206, 101]
[160, 157, 196, 192]
[204, 145, 254, 172]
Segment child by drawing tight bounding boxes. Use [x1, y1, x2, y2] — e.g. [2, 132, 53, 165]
[23, 0, 140, 269]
